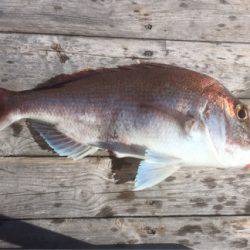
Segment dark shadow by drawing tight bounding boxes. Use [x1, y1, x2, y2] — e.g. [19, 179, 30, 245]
[0, 215, 191, 249]
[111, 157, 139, 184]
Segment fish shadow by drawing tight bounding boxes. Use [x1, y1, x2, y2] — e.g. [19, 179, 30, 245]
[0, 215, 191, 249]
[111, 157, 140, 184]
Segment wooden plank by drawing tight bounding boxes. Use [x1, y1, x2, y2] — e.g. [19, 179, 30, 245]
[0, 33, 250, 156]
[0, 0, 249, 42]
[1, 34, 249, 96]
[0, 157, 249, 219]
[0, 216, 248, 249]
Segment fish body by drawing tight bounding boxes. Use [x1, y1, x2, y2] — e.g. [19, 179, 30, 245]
[1, 63, 249, 190]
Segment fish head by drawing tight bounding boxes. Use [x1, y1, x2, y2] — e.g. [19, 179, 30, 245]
[203, 92, 250, 168]
[223, 100, 250, 167]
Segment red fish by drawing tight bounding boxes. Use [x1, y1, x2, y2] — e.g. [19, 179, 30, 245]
[0, 63, 249, 190]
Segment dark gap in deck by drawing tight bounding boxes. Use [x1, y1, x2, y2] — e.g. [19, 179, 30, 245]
[1, 30, 250, 45]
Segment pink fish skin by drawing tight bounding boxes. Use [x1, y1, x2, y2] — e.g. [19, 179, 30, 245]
[0, 63, 249, 190]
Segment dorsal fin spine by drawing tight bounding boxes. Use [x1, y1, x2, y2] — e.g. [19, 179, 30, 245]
[34, 63, 174, 90]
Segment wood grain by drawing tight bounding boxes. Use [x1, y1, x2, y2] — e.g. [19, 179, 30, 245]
[0, 216, 249, 249]
[1, 34, 250, 96]
[0, 157, 249, 219]
[0, 0, 249, 42]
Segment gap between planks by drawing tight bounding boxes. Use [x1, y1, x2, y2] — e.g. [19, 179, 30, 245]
[2, 31, 250, 45]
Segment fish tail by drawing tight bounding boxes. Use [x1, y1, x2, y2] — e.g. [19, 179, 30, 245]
[0, 88, 20, 131]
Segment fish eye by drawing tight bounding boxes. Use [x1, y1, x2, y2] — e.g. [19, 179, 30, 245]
[236, 104, 248, 121]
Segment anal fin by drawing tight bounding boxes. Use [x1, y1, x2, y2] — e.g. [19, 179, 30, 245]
[30, 120, 98, 160]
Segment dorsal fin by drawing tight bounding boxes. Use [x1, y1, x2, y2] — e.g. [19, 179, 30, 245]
[34, 69, 99, 90]
[34, 63, 178, 90]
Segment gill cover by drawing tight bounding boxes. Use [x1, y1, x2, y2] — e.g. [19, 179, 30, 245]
[202, 99, 249, 167]
[203, 106, 227, 165]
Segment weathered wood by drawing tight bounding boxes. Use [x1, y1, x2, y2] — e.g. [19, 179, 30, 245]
[1, 34, 250, 95]
[0, 0, 249, 43]
[0, 33, 250, 156]
[0, 216, 249, 249]
[0, 157, 249, 219]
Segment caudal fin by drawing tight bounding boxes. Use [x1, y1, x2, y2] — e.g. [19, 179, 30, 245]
[0, 88, 18, 131]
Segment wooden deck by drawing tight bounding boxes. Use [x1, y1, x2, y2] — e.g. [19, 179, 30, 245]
[0, 1, 249, 249]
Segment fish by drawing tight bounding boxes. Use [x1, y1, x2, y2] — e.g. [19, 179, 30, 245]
[0, 63, 249, 190]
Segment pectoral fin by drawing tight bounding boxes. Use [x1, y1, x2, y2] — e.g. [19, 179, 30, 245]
[30, 120, 98, 160]
[134, 150, 181, 191]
